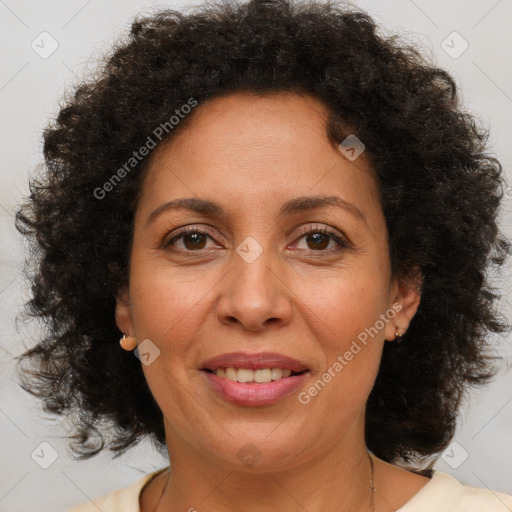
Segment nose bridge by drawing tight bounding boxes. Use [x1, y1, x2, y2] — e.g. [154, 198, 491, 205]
[235, 239, 275, 298]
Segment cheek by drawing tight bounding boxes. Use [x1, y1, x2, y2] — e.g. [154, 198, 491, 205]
[128, 261, 211, 350]
[293, 268, 388, 401]
[293, 264, 389, 344]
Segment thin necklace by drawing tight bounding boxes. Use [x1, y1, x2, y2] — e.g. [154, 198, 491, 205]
[370, 452, 376, 511]
[153, 453, 376, 512]
[152, 469, 169, 512]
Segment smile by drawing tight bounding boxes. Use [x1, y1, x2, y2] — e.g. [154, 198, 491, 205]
[201, 369, 310, 406]
[200, 351, 311, 406]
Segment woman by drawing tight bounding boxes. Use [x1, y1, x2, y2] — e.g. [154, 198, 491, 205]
[15, 0, 512, 510]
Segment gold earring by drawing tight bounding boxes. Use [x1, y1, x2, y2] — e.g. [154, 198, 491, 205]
[120, 333, 137, 351]
[394, 325, 405, 342]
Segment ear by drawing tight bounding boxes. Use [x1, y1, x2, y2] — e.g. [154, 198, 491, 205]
[115, 285, 134, 336]
[384, 269, 422, 342]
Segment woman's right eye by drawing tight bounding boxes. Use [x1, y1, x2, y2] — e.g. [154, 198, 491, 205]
[164, 228, 217, 253]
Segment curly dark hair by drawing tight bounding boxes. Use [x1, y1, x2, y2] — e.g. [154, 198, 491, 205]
[14, 0, 511, 468]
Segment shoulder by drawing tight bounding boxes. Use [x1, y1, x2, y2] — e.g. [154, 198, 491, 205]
[65, 467, 169, 512]
[399, 471, 512, 512]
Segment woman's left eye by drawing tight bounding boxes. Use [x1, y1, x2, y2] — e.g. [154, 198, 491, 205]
[292, 227, 350, 252]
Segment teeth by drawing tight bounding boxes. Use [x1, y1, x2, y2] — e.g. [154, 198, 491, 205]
[213, 367, 297, 382]
[226, 367, 237, 381]
[271, 368, 282, 380]
[254, 369, 272, 383]
[237, 368, 254, 383]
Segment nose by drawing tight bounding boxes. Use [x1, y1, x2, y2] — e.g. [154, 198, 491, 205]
[215, 248, 293, 332]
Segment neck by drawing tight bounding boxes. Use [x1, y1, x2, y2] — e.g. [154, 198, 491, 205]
[156, 418, 375, 512]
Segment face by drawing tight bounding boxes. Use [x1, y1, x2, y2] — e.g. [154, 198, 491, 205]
[116, 91, 420, 472]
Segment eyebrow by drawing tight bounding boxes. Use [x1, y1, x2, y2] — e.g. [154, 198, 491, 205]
[146, 195, 367, 226]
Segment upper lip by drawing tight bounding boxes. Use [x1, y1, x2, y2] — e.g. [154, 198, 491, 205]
[201, 352, 309, 372]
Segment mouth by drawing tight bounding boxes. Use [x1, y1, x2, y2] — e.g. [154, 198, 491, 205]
[200, 352, 310, 406]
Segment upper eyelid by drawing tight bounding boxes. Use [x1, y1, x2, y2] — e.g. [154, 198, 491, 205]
[300, 224, 340, 235]
[167, 223, 343, 238]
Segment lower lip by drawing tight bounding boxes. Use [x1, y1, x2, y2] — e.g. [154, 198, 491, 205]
[202, 371, 309, 406]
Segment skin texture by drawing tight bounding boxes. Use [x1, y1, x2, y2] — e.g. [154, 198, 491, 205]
[116, 91, 427, 511]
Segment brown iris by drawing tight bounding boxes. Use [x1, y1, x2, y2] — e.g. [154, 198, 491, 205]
[305, 232, 329, 250]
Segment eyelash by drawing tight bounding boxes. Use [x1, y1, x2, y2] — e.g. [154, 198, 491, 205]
[162, 224, 351, 255]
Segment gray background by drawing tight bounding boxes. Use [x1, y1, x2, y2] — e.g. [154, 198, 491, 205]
[1, 0, 511, 511]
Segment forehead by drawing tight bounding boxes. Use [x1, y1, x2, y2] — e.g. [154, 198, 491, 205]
[138, 91, 382, 228]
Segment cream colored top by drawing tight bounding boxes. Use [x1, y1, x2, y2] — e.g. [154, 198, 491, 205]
[67, 467, 512, 512]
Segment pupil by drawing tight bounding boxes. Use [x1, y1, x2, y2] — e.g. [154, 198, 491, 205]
[184, 233, 206, 250]
[308, 233, 328, 250]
